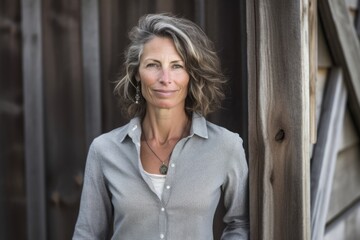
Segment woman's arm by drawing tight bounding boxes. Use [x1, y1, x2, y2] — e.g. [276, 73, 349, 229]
[221, 136, 249, 240]
[73, 142, 113, 240]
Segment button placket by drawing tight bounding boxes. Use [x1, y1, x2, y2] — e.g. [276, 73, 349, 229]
[158, 138, 185, 239]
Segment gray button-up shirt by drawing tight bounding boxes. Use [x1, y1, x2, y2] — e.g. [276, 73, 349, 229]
[73, 113, 249, 240]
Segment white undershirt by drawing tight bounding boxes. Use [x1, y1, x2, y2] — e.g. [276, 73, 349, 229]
[143, 170, 166, 200]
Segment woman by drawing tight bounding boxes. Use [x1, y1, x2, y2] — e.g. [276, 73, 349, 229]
[73, 13, 249, 240]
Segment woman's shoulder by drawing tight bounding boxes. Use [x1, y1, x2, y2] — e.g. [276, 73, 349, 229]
[205, 120, 247, 169]
[91, 119, 138, 148]
[192, 113, 243, 143]
[205, 120, 243, 143]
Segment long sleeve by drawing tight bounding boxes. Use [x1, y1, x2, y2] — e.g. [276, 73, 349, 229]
[221, 136, 249, 240]
[73, 142, 113, 240]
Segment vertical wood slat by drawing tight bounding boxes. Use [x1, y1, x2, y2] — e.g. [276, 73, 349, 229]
[309, 0, 318, 143]
[239, 0, 249, 152]
[21, 0, 46, 239]
[319, 0, 360, 133]
[81, 0, 102, 147]
[156, 0, 174, 12]
[247, 0, 310, 239]
[356, 0, 360, 37]
[310, 68, 347, 240]
[195, 0, 205, 29]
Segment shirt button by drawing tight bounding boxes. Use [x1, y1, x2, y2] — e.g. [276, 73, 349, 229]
[171, 163, 175, 168]
[160, 233, 165, 239]
[161, 207, 165, 211]
[166, 185, 170, 189]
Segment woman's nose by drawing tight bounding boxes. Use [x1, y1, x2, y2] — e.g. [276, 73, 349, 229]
[158, 68, 171, 84]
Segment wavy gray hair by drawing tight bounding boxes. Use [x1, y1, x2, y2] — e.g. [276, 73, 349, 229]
[114, 13, 226, 118]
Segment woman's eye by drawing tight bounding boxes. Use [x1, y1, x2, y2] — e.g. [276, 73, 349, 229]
[146, 63, 158, 68]
[172, 64, 183, 69]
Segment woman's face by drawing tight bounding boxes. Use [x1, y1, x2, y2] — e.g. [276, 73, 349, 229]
[137, 37, 190, 112]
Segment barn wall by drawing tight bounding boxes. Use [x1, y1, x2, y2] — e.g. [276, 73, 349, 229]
[0, 1, 248, 239]
[0, 1, 26, 239]
[315, 0, 360, 239]
[324, 207, 360, 240]
[324, 110, 360, 239]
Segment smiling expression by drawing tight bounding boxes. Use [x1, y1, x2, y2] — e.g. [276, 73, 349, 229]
[137, 37, 190, 112]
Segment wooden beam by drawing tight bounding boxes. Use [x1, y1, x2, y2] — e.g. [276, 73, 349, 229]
[309, 0, 318, 143]
[310, 68, 347, 240]
[81, 0, 102, 147]
[247, 0, 311, 239]
[318, 0, 360, 133]
[21, 0, 46, 239]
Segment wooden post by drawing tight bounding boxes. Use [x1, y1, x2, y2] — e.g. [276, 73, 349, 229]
[81, 0, 102, 147]
[310, 68, 347, 240]
[247, 0, 311, 239]
[21, 0, 47, 239]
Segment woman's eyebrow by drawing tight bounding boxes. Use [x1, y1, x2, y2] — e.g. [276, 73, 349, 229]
[143, 58, 184, 63]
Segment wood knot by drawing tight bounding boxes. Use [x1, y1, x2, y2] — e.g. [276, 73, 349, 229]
[270, 171, 275, 184]
[275, 129, 285, 142]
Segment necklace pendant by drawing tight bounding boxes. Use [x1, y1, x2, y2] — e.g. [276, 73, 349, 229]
[159, 164, 168, 175]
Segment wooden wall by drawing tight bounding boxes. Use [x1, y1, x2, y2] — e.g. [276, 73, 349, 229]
[314, 0, 360, 239]
[0, 1, 26, 240]
[325, 111, 360, 240]
[0, 0, 247, 239]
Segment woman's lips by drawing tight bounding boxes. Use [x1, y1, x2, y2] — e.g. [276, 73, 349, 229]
[153, 89, 178, 97]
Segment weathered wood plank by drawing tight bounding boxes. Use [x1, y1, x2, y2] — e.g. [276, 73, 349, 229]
[0, 1, 26, 239]
[319, 0, 360, 133]
[345, 0, 359, 10]
[195, 0, 205, 28]
[81, 0, 102, 147]
[339, 109, 359, 151]
[42, 1, 86, 238]
[325, 197, 360, 240]
[318, 21, 332, 68]
[99, 0, 128, 132]
[310, 68, 328, 157]
[356, 0, 360, 37]
[310, 68, 347, 240]
[316, 68, 328, 128]
[247, 0, 310, 239]
[326, 146, 360, 222]
[309, 0, 318, 143]
[349, 9, 357, 23]
[156, 0, 174, 12]
[21, 0, 46, 239]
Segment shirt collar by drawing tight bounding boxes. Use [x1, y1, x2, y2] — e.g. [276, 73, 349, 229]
[116, 112, 208, 143]
[190, 112, 208, 139]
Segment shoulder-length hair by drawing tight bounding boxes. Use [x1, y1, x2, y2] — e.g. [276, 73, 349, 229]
[114, 13, 226, 119]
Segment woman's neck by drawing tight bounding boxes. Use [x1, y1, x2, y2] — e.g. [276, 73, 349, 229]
[142, 109, 190, 145]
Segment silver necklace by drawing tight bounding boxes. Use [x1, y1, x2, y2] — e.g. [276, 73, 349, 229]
[142, 119, 190, 175]
[143, 136, 169, 175]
